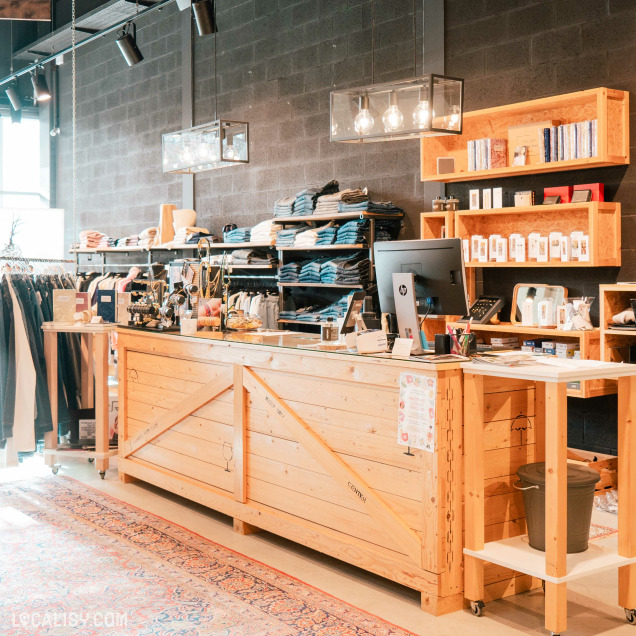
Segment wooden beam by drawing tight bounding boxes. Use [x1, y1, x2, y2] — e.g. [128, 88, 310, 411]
[243, 366, 423, 567]
[233, 364, 247, 503]
[123, 371, 233, 458]
[0, 0, 51, 21]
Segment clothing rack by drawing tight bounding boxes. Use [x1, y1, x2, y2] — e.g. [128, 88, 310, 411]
[0, 256, 74, 263]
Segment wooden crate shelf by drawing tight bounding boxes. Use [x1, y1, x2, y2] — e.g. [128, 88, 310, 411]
[455, 202, 621, 268]
[420, 87, 629, 182]
[420, 211, 455, 240]
[600, 284, 636, 365]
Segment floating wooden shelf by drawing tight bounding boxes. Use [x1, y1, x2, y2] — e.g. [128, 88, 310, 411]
[275, 211, 404, 223]
[421, 87, 629, 182]
[455, 202, 621, 268]
[279, 283, 364, 289]
[278, 244, 367, 251]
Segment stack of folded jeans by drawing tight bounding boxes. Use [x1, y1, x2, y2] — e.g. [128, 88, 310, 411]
[314, 189, 356, 215]
[293, 179, 339, 215]
[316, 294, 353, 320]
[279, 262, 302, 283]
[224, 227, 252, 243]
[315, 225, 338, 245]
[335, 220, 370, 245]
[337, 200, 404, 215]
[276, 224, 311, 246]
[299, 258, 329, 284]
[274, 196, 296, 217]
[231, 249, 278, 266]
[321, 253, 370, 285]
[340, 188, 369, 205]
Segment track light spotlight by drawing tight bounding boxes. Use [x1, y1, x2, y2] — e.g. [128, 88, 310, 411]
[10, 108, 21, 124]
[5, 82, 22, 111]
[31, 69, 51, 102]
[192, 0, 217, 36]
[116, 22, 144, 66]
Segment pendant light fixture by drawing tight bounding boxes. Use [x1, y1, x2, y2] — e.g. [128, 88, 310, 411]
[162, 2, 249, 173]
[192, 0, 217, 36]
[5, 22, 23, 112]
[116, 21, 144, 66]
[330, 0, 463, 143]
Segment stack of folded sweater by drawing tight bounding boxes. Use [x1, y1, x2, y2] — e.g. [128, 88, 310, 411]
[224, 227, 252, 243]
[250, 219, 282, 244]
[320, 252, 370, 285]
[314, 189, 355, 215]
[231, 249, 278, 266]
[299, 258, 329, 284]
[138, 227, 159, 249]
[79, 230, 108, 249]
[340, 188, 368, 205]
[173, 226, 210, 245]
[293, 179, 339, 215]
[293, 228, 319, 247]
[273, 196, 295, 217]
[276, 224, 310, 246]
[97, 235, 116, 249]
[338, 199, 403, 215]
[116, 235, 139, 248]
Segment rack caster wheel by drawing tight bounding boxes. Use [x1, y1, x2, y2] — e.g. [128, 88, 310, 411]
[99, 471, 106, 480]
[625, 608, 636, 624]
[88, 458, 94, 463]
[51, 465, 59, 475]
[470, 600, 485, 616]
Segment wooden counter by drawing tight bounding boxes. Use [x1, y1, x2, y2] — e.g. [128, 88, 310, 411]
[116, 329, 465, 614]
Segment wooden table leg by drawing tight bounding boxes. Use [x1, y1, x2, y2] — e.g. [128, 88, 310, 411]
[544, 381, 568, 635]
[464, 373, 485, 606]
[80, 333, 94, 408]
[93, 332, 110, 476]
[43, 331, 58, 467]
[618, 376, 636, 612]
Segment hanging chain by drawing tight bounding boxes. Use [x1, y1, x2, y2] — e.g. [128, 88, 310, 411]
[9, 20, 13, 74]
[72, 0, 77, 244]
[213, 2, 218, 120]
[413, 0, 417, 75]
[371, 0, 375, 84]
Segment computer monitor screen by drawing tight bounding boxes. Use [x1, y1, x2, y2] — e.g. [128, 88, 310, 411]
[374, 238, 469, 316]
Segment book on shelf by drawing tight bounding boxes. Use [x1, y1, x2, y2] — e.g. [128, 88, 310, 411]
[467, 138, 507, 171]
[540, 119, 597, 164]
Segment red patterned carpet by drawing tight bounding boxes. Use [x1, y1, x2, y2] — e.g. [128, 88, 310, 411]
[0, 476, 414, 636]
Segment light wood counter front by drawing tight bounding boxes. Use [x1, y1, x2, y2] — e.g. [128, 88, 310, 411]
[116, 329, 463, 614]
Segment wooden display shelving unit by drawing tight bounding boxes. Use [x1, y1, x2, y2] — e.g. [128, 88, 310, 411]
[420, 211, 455, 240]
[420, 87, 629, 183]
[455, 202, 621, 268]
[600, 284, 636, 365]
[448, 321, 609, 399]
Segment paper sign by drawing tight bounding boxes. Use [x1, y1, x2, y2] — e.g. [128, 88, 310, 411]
[392, 338, 413, 357]
[397, 372, 437, 453]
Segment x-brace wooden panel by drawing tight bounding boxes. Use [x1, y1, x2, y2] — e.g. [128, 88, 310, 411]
[123, 370, 234, 458]
[243, 366, 423, 567]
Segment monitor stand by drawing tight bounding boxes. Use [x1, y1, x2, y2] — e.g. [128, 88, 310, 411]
[392, 272, 428, 355]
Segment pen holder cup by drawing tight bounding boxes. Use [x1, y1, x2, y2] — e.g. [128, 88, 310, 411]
[451, 333, 476, 356]
[435, 334, 452, 355]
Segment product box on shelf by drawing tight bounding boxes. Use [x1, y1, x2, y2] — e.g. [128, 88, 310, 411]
[574, 182, 604, 202]
[543, 186, 573, 203]
[508, 120, 559, 166]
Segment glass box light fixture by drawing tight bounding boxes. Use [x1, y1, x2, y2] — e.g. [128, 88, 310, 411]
[330, 74, 463, 143]
[162, 119, 249, 174]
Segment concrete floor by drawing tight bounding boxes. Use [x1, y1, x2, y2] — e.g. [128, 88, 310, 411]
[1, 454, 633, 635]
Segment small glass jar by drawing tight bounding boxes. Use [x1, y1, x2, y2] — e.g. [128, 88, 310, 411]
[321, 317, 339, 342]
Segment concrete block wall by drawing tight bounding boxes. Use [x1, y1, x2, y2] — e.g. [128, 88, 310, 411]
[58, 0, 428, 245]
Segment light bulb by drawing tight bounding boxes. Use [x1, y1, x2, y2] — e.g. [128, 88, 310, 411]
[224, 144, 239, 160]
[413, 99, 429, 129]
[382, 92, 403, 133]
[448, 104, 460, 128]
[354, 94, 374, 136]
[196, 142, 211, 161]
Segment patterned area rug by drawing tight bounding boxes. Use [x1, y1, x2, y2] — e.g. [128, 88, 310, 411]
[589, 522, 618, 541]
[0, 477, 414, 636]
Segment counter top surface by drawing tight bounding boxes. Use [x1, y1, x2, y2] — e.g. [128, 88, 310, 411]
[117, 327, 462, 368]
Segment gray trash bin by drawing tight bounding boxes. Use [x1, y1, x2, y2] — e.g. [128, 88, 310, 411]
[516, 462, 601, 553]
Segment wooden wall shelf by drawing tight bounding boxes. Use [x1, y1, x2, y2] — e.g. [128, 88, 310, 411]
[455, 202, 621, 268]
[420, 211, 455, 240]
[420, 88, 629, 182]
[600, 284, 636, 366]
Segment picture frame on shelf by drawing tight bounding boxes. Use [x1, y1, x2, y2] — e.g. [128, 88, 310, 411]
[512, 145, 528, 166]
[469, 189, 480, 210]
[543, 195, 561, 204]
[571, 189, 592, 203]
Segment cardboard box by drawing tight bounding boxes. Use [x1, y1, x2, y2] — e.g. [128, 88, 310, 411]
[508, 120, 560, 166]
